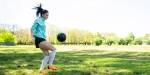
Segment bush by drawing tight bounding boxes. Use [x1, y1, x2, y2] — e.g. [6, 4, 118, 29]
[145, 40, 150, 45]
[118, 39, 129, 45]
[3, 32, 16, 42]
[133, 38, 143, 45]
[0, 29, 16, 46]
[95, 39, 103, 46]
[0, 30, 16, 43]
[105, 39, 115, 46]
[125, 33, 135, 45]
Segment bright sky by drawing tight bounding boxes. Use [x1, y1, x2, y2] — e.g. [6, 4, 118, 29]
[0, 0, 150, 37]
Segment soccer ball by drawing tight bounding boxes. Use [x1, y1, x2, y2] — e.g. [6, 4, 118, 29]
[57, 33, 66, 42]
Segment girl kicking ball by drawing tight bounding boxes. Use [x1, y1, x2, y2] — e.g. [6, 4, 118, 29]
[31, 4, 57, 73]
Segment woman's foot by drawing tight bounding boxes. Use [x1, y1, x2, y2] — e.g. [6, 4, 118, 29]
[48, 65, 58, 70]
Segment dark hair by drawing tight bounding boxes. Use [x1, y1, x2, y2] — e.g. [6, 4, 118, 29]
[33, 4, 48, 17]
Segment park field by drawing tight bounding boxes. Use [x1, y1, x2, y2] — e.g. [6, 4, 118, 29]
[0, 45, 150, 75]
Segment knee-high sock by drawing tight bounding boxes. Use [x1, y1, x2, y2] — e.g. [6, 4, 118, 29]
[40, 55, 49, 70]
[48, 50, 56, 66]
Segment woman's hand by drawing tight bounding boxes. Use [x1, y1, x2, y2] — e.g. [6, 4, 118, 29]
[32, 37, 35, 43]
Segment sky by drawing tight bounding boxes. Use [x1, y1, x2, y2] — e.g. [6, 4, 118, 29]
[0, 0, 150, 37]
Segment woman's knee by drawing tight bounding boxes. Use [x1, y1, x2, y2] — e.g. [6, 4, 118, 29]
[45, 42, 56, 51]
[39, 41, 56, 51]
[42, 50, 49, 55]
[51, 47, 56, 51]
[43, 46, 55, 51]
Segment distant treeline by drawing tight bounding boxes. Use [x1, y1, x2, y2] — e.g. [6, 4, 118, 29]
[0, 27, 150, 46]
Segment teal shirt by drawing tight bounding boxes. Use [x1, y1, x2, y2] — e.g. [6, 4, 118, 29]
[31, 17, 46, 39]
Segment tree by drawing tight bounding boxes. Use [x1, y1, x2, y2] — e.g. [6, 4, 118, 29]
[102, 32, 118, 46]
[66, 28, 94, 45]
[125, 32, 135, 45]
[67, 28, 80, 44]
[82, 31, 94, 45]
[47, 24, 60, 44]
[15, 29, 32, 45]
[143, 34, 150, 45]
[118, 38, 127, 45]
[94, 32, 103, 46]
[133, 38, 143, 45]
[105, 39, 115, 46]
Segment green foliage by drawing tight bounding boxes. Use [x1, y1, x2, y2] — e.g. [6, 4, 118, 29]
[0, 33, 4, 42]
[3, 32, 16, 42]
[145, 40, 150, 45]
[118, 39, 126, 45]
[67, 28, 81, 44]
[15, 29, 32, 45]
[94, 32, 103, 46]
[0, 29, 16, 43]
[0, 29, 6, 42]
[105, 39, 115, 46]
[66, 28, 94, 45]
[47, 25, 61, 44]
[4, 25, 148, 45]
[83, 31, 94, 45]
[143, 34, 150, 45]
[125, 32, 135, 45]
[95, 39, 103, 46]
[133, 38, 143, 45]
[102, 32, 118, 45]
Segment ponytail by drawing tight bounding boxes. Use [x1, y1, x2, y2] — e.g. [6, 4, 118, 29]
[33, 4, 48, 17]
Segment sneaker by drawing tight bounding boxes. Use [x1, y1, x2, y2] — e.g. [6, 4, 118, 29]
[48, 65, 58, 70]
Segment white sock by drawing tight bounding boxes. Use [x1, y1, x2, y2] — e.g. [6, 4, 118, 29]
[39, 55, 49, 70]
[48, 50, 56, 66]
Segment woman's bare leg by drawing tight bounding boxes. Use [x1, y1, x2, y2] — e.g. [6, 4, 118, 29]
[39, 41, 56, 51]
[39, 48, 49, 71]
[39, 41, 57, 71]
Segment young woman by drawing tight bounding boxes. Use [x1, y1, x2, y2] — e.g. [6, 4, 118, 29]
[31, 4, 57, 73]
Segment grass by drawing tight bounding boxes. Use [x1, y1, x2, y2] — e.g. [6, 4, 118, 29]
[0, 45, 150, 75]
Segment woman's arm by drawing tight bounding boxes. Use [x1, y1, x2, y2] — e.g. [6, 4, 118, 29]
[31, 21, 38, 41]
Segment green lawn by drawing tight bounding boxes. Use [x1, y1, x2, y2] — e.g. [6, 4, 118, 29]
[0, 45, 150, 75]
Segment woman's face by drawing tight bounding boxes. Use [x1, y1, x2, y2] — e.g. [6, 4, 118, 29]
[43, 12, 49, 20]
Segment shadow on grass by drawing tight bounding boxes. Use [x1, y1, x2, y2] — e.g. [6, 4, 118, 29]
[0, 49, 150, 75]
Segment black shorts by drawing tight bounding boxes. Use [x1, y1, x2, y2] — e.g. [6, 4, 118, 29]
[35, 36, 46, 48]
